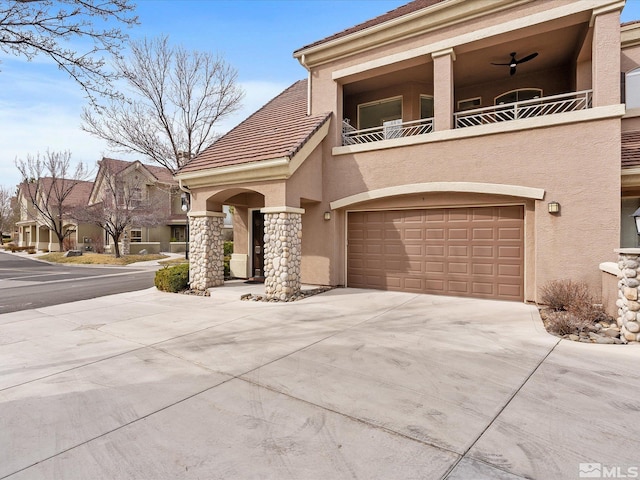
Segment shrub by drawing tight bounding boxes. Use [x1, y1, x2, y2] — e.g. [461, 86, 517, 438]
[545, 311, 593, 336]
[539, 279, 592, 311]
[155, 264, 189, 292]
[223, 241, 233, 256]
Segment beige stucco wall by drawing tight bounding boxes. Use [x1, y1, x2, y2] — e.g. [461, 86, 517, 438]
[294, 117, 620, 302]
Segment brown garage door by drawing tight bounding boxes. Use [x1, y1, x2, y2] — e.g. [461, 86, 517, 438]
[347, 206, 524, 301]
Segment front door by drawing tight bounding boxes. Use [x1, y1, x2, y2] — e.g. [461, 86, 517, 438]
[251, 210, 265, 277]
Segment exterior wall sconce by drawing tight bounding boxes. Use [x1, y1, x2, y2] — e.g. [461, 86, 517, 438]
[324, 211, 331, 221]
[632, 207, 640, 235]
[548, 201, 560, 214]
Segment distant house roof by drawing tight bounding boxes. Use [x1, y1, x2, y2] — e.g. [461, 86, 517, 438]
[20, 178, 94, 207]
[294, 0, 446, 54]
[623, 130, 640, 168]
[180, 80, 331, 174]
[99, 157, 175, 184]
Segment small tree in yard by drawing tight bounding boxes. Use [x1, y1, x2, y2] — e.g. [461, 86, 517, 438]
[0, 186, 19, 244]
[72, 161, 166, 257]
[16, 151, 90, 251]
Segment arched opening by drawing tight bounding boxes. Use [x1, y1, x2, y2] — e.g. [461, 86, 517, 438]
[207, 188, 266, 279]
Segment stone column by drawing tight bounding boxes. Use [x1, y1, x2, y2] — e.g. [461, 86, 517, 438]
[188, 211, 225, 291]
[432, 48, 455, 131]
[615, 248, 640, 343]
[122, 230, 130, 256]
[262, 207, 304, 301]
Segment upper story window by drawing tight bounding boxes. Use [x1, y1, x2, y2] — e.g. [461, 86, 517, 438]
[357, 96, 402, 129]
[420, 95, 434, 119]
[494, 88, 542, 105]
[626, 68, 640, 109]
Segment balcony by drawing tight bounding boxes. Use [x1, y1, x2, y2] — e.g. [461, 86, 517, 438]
[454, 90, 592, 129]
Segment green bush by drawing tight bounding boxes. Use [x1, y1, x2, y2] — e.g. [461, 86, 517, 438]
[223, 241, 233, 256]
[155, 263, 189, 292]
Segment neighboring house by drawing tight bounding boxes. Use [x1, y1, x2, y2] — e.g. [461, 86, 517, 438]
[88, 158, 189, 254]
[177, 0, 638, 303]
[16, 178, 97, 251]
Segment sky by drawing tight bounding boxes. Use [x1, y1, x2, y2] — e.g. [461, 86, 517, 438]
[1, 0, 640, 190]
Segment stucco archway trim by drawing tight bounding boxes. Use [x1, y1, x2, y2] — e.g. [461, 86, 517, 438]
[329, 182, 545, 210]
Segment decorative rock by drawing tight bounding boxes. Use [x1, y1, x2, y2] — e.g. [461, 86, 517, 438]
[629, 301, 640, 312]
[603, 328, 620, 337]
[628, 279, 640, 288]
[623, 268, 638, 278]
[596, 336, 615, 344]
[626, 321, 640, 333]
[263, 210, 303, 300]
[624, 287, 638, 301]
[568, 334, 580, 341]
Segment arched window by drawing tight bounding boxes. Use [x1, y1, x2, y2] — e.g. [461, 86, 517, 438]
[626, 68, 640, 109]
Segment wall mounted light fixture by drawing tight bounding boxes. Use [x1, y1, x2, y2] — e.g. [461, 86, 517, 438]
[548, 201, 560, 214]
[324, 211, 331, 221]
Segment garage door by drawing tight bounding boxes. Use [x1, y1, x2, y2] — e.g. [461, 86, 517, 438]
[347, 206, 524, 301]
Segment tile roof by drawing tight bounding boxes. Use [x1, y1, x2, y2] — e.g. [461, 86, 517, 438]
[100, 157, 175, 184]
[20, 178, 94, 207]
[180, 80, 331, 174]
[623, 130, 640, 168]
[622, 20, 640, 27]
[294, 0, 446, 53]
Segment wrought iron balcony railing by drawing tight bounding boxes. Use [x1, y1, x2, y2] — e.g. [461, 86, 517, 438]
[342, 117, 434, 145]
[454, 90, 593, 129]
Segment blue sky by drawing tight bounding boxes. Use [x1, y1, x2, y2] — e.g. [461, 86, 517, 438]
[1, 0, 640, 189]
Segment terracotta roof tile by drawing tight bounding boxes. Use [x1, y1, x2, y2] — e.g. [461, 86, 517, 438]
[622, 20, 640, 27]
[623, 130, 640, 168]
[294, 0, 446, 53]
[180, 80, 331, 174]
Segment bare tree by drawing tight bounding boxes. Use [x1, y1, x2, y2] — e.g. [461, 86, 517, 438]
[16, 150, 90, 251]
[82, 35, 244, 174]
[72, 160, 166, 257]
[0, 185, 19, 244]
[0, 0, 137, 101]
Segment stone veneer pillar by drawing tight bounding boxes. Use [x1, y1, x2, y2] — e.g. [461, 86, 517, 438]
[188, 211, 226, 291]
[262, 207, 304, 301]
[615, 248, 640, 343]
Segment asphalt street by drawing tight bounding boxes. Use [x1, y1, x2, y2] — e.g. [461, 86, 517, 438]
[0, 251, 156, 314]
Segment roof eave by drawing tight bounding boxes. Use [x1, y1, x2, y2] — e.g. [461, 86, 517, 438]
[177, 117, 331, 189]
[294, 0, 533, 67]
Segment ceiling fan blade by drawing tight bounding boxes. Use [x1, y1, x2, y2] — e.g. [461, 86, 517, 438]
[516, 52, 538, 64]
[491, 62, 512, 66]
[510, 66, 516, 76]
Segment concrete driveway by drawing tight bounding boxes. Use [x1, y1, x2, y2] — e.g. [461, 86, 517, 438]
[0, 283, 638, 480]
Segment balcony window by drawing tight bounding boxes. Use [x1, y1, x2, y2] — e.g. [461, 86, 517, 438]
[626, 68, 640, 109]
[358, 96, 402, 129]
[420, 95, 434, 119]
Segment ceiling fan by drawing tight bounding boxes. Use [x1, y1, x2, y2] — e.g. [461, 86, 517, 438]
[491, 52, 538, 76]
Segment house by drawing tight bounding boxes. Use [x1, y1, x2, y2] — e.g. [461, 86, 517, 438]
[88, 158, 189, 254]
[16, 178, 98, 251]
[177, 0, 639, 303]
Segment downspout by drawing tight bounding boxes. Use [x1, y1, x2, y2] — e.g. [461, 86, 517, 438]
[299, 54, 311, 116]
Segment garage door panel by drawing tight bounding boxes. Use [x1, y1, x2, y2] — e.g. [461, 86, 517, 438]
[498, 227, 522, 240]
[448, 262, 468, 274]
[448, 228, 469, 240]
[347, 206, 524, 301]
